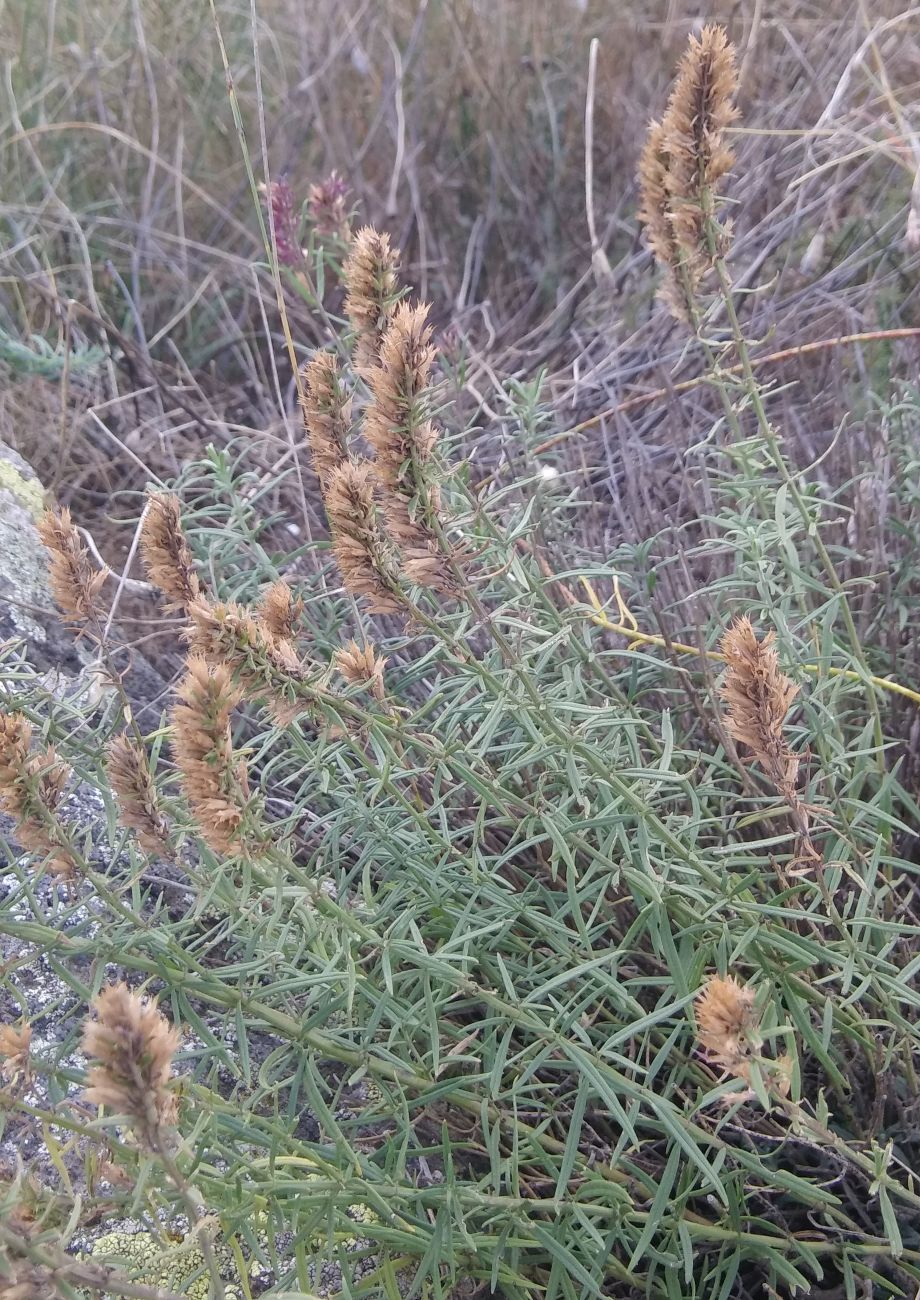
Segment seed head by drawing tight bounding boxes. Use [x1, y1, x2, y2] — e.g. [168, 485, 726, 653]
[720, 617, 800, 796]
[139, 493, 201, 612]
[334, 640, 387, 700]
[300, 351, 353, 487]
[82, 982, 180, 1149]
[695, 973, 760, 1076]
[264, 176, 301, 267]
[343, 226, 400, 376]
[0, 712, 74, 877]
[322, 461, 404, 614]
[170, 657, 252, 856]
[0, 1021, 31, 1088]
[106, 735, 170, 855]
[364, 303, 456, 595]
[36, 506, 108, 626]
[308, 170, 351, 240]
[258, 579, 304, 641]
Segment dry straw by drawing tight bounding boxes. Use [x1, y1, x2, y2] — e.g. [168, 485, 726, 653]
[82, 982, 180, 1150]
[334, 640, 387, 700]
[106, 734, 170, 855]
[365, 302, 456, 594]
[0, 712, 74, 877]
[343, 226, 400, 376]
[139, 492, 202, 612]
[300, 350, 353, 487]
[36, 506, 108, 626]
[322, 461, 404, 614]
[171, 656, 252, 855]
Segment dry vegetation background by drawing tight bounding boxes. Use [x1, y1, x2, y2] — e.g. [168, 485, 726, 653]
[5, 2, 920, 1299]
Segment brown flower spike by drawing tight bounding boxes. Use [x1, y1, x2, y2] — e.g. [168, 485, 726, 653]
[695, 974, 760, 1077]
[343, 226, 400, 376]
[171, 657, 252, 855]
[106, 734, 170, 855]
[300, 351, 353, 487]
[36, 506, 108, 625]
[364, 303, 455, 594]
[139, 492, 201, 612]
[0, 712, 74, 877]
[258, 579, 304, 641]
[322, 461, 404, 614]
[82, 982, 180, 1149]
[0, 1021, 31, 1087]
[720, 617, 800, 797]
[335, 640, 387, 700]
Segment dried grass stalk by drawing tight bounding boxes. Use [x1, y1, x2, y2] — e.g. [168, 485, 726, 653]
[0, 712, 74, 877]
[300, 351, 352, 486]
[364, 303, 456, 594]
[139, 492, 201, 612]
[106, 735, 170, 855]
[720, 617, 800, 797]
[82, 982, 180, 1149]
[258, 580, 303, 641]
[334, 640, 387, 700]
[36, 507, 108, 625]
[171, 657, 252, 855]
[322, 461, 404, 614]
[343, 226, 400, 376]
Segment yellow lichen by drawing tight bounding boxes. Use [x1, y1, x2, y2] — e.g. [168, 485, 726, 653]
[0, 459, 45, 519]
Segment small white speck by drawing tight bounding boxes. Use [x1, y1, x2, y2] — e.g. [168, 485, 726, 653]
[539, 465, 560, 480]
[286, 522, 301, 536]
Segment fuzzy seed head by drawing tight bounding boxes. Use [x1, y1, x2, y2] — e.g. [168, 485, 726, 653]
[334, 640, 387, 700]
[308, 170, 351, 240]
[36, 506, 108, 625]
[300, 351, 353, 486]
[0, 712, 74, 877]
[258, 580, 304, 641]
[695, 974, 760, 1075]
[0, 1021, 31, 1087]
[82, 982, 180, 1148]
[322, 461, 404, 614]
[343, 226, 400, 376]
[139, 493, 201, 612]
[720, 617, 800, 795]
[107, 735, 170, 855]
[171, 657, 252, 855]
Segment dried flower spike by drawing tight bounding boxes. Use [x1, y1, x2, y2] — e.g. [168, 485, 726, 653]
[259, 579, 304, 641]
[638, 121, 694, 322]
[36, 506, 108, 626]
[300, 351, 353, 487]
[343, 226, 400, 376]
[139, 492, 201, 612]
[720, 617, 800, 797]
[661, 24, 739, 261]
[694, 973, 760, 1077]
[0, 1021, 31, 1087]
[82, 982, 180, 1149]
[308, 170, 351, 241]
[171, 657, 252, 856]
[107, 735, 170, 855]
[335, 640, 387, 700]
[263, 176, 301, 267]
[0, 712, 75, 878]
[323, 461, 404, 614]
[364, 302, 456, 594]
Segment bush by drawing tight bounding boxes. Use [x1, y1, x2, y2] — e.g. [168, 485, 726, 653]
[3, 19, 920, 1300]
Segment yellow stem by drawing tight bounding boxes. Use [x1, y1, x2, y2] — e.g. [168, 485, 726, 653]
[578, 578, 920, 708]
